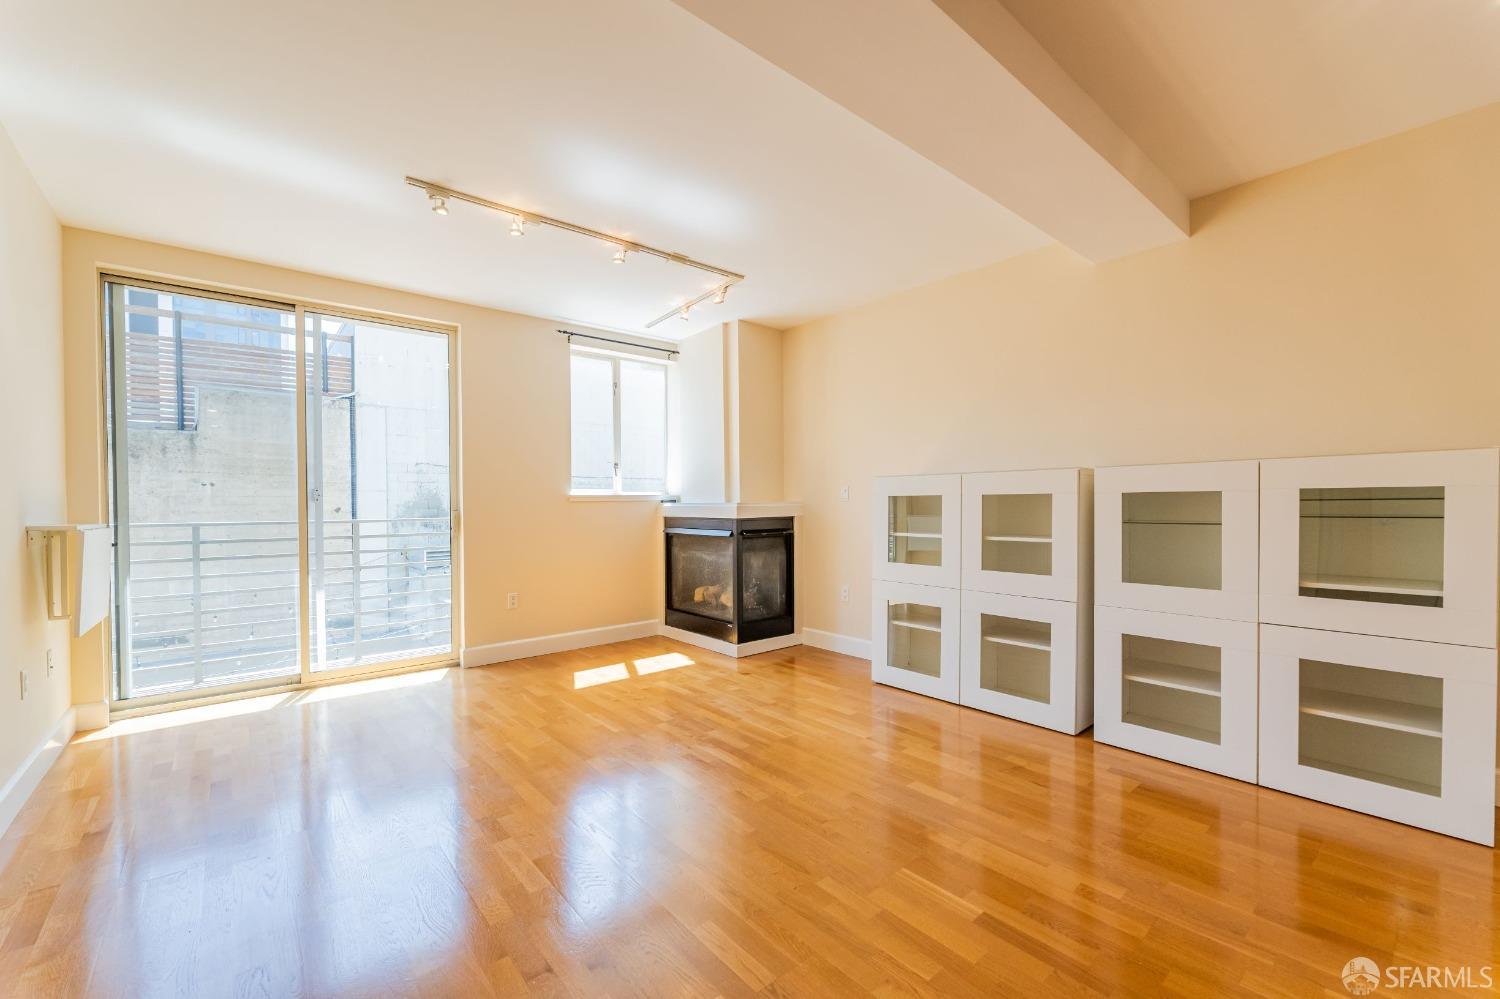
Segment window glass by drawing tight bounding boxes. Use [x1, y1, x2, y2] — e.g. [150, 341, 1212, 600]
[570, 353, 615, 491]
[619, 359, 667, 494]
[570, 350, 670, 494]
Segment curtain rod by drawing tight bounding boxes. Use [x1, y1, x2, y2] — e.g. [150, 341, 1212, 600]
[560, 329, 679, 358]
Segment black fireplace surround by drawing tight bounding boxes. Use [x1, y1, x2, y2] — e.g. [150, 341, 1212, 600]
[664, 517, 794, 644]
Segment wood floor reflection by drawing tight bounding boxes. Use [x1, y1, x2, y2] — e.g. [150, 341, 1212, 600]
[1, 638, 1496, 997]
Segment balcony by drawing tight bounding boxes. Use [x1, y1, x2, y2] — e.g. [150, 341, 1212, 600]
[123, 516, 452, 697]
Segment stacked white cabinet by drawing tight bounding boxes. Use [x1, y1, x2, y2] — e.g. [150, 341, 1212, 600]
[872, 579, 961, 702]
[1094, 606, 1258, 780]
[1258, 448, 1498, 845]
[873, 475, 963, 701]
[960, 469, 1093, 733]
[1093, 461, 1261, 778]
[1261, 449, 1498, 646]
[873, 469, 1094, 731]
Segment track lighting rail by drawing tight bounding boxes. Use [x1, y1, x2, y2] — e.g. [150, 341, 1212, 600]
[407, 176, 744, 328]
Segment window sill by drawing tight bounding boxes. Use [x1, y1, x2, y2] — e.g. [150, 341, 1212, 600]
[568, 493, 673, 503]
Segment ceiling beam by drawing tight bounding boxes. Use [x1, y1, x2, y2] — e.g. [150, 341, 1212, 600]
[668, 0, 1189, 262]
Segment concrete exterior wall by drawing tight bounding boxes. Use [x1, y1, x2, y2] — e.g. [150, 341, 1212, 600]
[125, 389, 350, 524]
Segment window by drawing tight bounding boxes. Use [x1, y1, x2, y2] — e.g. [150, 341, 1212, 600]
[570, 349, 669, 494]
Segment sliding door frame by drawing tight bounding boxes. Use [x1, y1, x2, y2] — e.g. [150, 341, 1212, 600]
[101, 270, 462, 714]
[300, 306, 462, 685]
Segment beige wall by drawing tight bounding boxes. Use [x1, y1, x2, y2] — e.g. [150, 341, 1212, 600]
[729, 320, 785, 503]
[62, 230, 664, 704]
[676, 322, 732, 502]
[0, 124, 71, 792]
[783, 101, 1500, 643]
[677, 319, 786, 504]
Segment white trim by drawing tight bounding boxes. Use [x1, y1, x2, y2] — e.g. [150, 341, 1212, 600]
[569, 493, 671, 502]
[462, 620, 659, 667]
[660, 502, 803, 518]
[0, 707, 76, 840]
[657, 625, 801, 658]
[74, 701, 109, 731]
[802, 627, 872, 661]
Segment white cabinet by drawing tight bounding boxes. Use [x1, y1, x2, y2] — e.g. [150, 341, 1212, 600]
[961, 591, 1090, 733]
[962, 468, 1092, 602]
[873, 474, 962, 589]
[1095, 460, 1259, 622]
[872, 580, 960, 702]
[1094, 606, 1258, 781]
[1260, 449, 1499, 648]
[1259, 624, 1496, 845]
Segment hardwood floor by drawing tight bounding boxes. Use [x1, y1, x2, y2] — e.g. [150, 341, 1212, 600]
[1, 637, 1496, 998]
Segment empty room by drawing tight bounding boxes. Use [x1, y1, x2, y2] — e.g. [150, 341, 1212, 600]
[3, 1, 1500, 995]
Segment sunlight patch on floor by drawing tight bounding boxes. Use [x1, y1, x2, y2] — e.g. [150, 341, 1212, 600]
[573, 653, 696, 688]
[575, 662, 632, 689]
[294, 668, 450, 703]
[633, 652, 694, 675]
[75, 668, 452, 741]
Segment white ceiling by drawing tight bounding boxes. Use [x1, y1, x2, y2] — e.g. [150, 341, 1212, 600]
[0, 0, 1047, 337]
[998, 0, 1500, 199]
[4, 2, 1499, 337]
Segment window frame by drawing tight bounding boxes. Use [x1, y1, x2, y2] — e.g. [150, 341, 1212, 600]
[569, 346, 671, 497]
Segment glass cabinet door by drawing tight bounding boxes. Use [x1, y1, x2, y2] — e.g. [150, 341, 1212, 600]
[1261, 450, 1498, 646]
[1259, 624, 1496, 845]
[961, 468, 1087, 602]
[872, 580, 960, 702]
[873, 475, 962, 588]
[1094, 606, 1258, 781]
[960, 590, 1087, 734]
[1095, 461, 1259, 622]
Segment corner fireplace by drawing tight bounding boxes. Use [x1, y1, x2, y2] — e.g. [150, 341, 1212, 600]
[665, 517, 794, 644]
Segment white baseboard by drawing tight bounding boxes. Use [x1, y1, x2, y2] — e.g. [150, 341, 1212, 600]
[74, 700, 109, 732]
[801, 627, 872, 661]
[462, 620, 659, 668]
[0, 706, 76, 840]
[658, 625, 801, 659]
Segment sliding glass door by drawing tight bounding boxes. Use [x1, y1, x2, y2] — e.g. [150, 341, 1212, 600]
[106, 279, 456, 704]
[304, 312, 453, 674]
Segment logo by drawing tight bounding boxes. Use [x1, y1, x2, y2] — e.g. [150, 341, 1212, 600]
[1342, 957, 1381, 995]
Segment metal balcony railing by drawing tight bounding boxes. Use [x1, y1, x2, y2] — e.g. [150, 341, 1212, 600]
[122, 517, 452, 697]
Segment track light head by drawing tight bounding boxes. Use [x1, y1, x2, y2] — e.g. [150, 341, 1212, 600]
[713, 286, 728, 305]
[679, 306, 691, 321]
[429, 192, 448, 216]
[510, 215, 525, 237]
[613, 246, 627, 264]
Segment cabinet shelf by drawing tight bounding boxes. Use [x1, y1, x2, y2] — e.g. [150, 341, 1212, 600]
[984, 534, 1051, 543]
[891, 531, 941, 539]
[889, 608, 942, 633]
[1300, 514, 1444, 521]
[1300, 688, 1442, 737]
[1298, 574, 1442, 599]
[981, 621, 1051, 651]
[1297, 756, 1440, 797]
[1121, 711, 1220, 745]
[1123, 659, 1221, 696]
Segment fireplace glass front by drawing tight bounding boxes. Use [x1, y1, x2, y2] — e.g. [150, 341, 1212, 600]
[740, 535, 788, 622]
[665, 518, 795, 644]
[669, 533, 735, 622]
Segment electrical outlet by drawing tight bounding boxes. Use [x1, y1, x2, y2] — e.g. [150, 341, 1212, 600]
[506, 592, 519, 610]
[19, 670, 27, 700]
[46, 649, 54, 676]
[839, 484, 850, 501]
[840, 585, 850, 602]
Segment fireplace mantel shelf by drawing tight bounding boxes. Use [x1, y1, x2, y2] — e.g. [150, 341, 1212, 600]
[661, 502, 803, 519]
